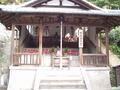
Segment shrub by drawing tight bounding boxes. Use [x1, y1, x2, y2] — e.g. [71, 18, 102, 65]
[110, 67, 117, 87]
[109, 26, 120, 58]
[110, 44, 120, 58]
[109, 26, 120, 45]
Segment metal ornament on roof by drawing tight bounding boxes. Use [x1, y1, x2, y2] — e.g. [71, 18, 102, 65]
[60, 0, 63, 6]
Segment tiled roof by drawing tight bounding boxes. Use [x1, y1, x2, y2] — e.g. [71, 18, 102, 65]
[0, 5, 120, 16]
[20, 0, 102, 10]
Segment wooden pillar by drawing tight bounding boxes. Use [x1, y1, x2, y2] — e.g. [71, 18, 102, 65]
[39, 22, 43, 65]
[98, 32, 102, 53]
[79, 48, 83, 65]
[15, 29, 19, 53]
[99, 32, 102, 53]
[19, 25, 25, 52]
[10, 24, 15, 65]
[60, 19, 63, 69]
[105, 27, 110, 65]
[17, 29, 20, 53]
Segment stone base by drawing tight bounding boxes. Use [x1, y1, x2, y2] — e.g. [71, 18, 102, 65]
[82, 67, 111, 90]
[7, 66, 111, 90]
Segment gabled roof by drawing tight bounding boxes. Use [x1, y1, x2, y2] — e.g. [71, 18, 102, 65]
[0, 0, 120, 28]
[0, 5, 120, 16]
[20, 0, 102, 10]
[0, 6, 114, 16]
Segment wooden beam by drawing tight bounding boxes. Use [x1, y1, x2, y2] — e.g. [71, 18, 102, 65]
[13, 20, 106, 27]
[110, 17, 120, 26]
[11, 15, 106, 27]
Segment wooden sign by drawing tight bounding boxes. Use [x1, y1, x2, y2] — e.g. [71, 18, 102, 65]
[78, 29, 83, 48]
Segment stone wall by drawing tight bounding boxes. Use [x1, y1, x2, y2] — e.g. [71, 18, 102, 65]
[82, 67, 111, 90]
[7, 66, 111, 90]
[0, 23, 11, 87]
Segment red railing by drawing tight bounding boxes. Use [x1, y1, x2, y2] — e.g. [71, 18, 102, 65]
[13, 53, 40, 65]
[82, 54, 108, 66]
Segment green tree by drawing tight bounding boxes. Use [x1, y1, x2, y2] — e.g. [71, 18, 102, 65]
[0, 0, 29, 5]
[108, 27, 120, 57]
[88, 0, 120, 9]
[109, 26, 120, 44]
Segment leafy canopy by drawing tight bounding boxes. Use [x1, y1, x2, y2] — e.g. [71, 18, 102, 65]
[88, 0, 120, 9]
[109, 26, 120, 44]
[0, 0, 29, 4]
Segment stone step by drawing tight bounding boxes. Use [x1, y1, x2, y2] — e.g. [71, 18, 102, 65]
[39, 79, 86, 89]
[39, 88, 87, 90]
[35, 68, 87, 90]
[37, 68, 82, 76]
[39, 84, 86, 89]
[41, 80, 84, 83]
[40, 80, 84, 86]
[39, 76, 83, 81]
[40, 83, 85, 86]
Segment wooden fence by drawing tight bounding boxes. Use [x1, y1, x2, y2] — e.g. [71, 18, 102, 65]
[13, 53, 108, 67]
[82, 54, 107, 66]
[13, 53, 40, 65]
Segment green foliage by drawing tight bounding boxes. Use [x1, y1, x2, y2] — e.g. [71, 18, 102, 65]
[110, 68, 117, 87]
[110, 44, 120, 58]
[108, 26, 120, 58]
[88, 0, 120, 9]
[0, 0, 29, 5]
[50, 47, 56, 53]
[64, 48, 68, 53]
[109, 26, 120, 44]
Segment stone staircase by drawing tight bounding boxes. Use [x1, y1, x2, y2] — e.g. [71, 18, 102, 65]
[34, 68, 87, 90]
[39, 79, 86, 90]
